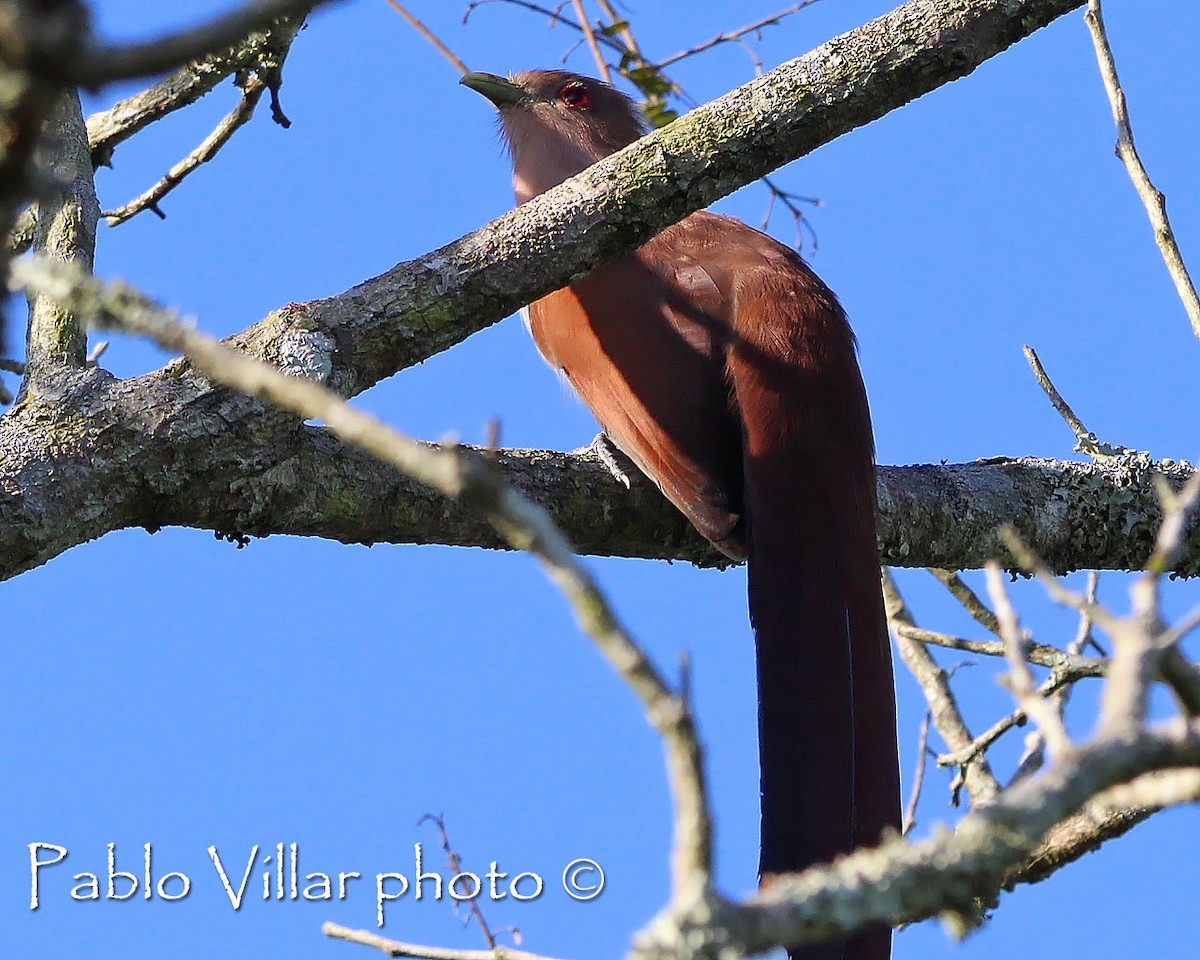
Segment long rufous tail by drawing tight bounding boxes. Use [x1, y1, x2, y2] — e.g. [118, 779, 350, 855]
[731, 267, 900, 960]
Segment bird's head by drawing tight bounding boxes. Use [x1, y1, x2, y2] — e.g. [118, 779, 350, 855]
[461, 69, 645, 202]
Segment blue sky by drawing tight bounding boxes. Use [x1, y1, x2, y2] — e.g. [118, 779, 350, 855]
[4, 2, 1198, 960]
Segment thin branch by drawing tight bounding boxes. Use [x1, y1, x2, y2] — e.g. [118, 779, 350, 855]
[323, 924, 564, 960]
[901, 711, 932, 834]
[890, 621, 1102, 676]
[387, 1, 470, 74]
[571, 0, 613, 83]
[85, 14, 306, 167]
[1023, 344, 1135, 458]
[463, 1, 586, 36]
[418, 814, 499, 948]
[1010, 572, 1102, 781]
[882, 569, 1001, 805]
[1084, 0, 1200, 341]
[927, 568, 1002, 636]
[594, 0, 642, 59]
[101, 72, 270, 226]
[939, 665, 1082, 771]
[656, 2, 823, 70]
[986, 563, 1074, 763]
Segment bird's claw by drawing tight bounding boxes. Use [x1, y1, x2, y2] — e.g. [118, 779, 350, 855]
[591, 433, 631, 489]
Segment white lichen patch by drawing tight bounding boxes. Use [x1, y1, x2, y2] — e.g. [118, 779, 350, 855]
[278, 329, 335, 383]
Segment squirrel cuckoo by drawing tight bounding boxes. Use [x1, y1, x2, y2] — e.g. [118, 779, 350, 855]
[463, 70, 900, 960]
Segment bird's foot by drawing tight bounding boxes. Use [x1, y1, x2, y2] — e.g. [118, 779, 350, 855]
[591, 433, 631, 489]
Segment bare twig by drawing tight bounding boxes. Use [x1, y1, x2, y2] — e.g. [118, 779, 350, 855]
[463, 1, 585, 35]
[939, 668, 1081, 771]
[1085, 0, 1200, 340]
[323, 924, 564, 960]
[101, 72, 270, 226]
[594, 0, 642, 60]
[985, 563, 1074, 763]
[758, 175, 820, 251]
[387, 1, 470, 74]
[85, 14, 306, 167]
[1009, 573, 1102, 782]
[890, 621, 1103, 676]
[11, 254, 715, 905]
[1023, 345, 1135, 458]
[418, 814, 498, 948]
[928, 568, 1002, 636]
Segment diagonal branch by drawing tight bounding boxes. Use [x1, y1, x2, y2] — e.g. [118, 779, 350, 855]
[1084, 0, 1200, 340]
[85, 13, 306, 167]
[101, 70, 271, 226]
[12, 254, 717, 905]
[218, 0, 1098, 404]
[883, 569, 1001, 805]
[7, 0, 1195, 582]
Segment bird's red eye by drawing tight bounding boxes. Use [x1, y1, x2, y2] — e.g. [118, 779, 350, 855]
[558, 83, 591, 110]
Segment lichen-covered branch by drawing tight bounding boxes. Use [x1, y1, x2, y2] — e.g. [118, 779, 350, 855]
[13, 254, 719, 908]
[208, 0, 1093, 403]
[22, 88, 96, 374]
[0, 362, 1196, 581]
[0, 0, 89, 351]
[9, 0, 1172, 580]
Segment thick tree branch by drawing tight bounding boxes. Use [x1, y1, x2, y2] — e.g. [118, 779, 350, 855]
[63, 1, 339, 87]
[14, 252, 718, 905]
[5, 0, 1159, 578]
[202, 0, 1093, 403]
[0, 1, 88, 350]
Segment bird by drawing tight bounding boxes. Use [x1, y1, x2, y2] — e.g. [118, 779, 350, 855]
[462, 69, 900, 960]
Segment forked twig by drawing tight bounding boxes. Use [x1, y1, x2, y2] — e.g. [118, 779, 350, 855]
[102, 71, 272, 226]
